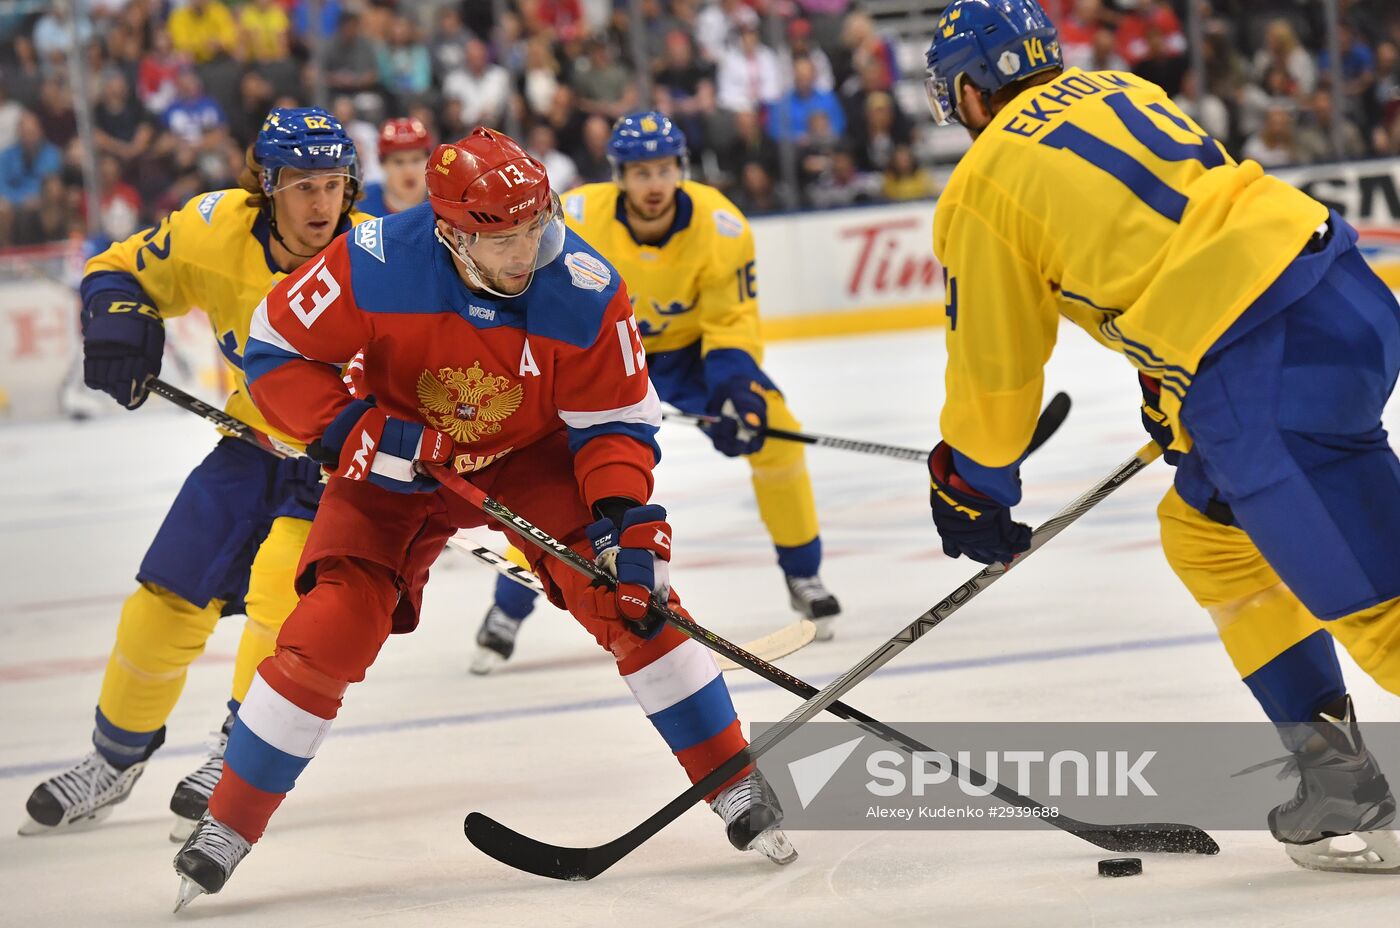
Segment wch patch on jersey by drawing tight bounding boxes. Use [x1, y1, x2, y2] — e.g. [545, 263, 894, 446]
[196, 191, 226, 224]
[353, 218, 386, 263]
[714, 210, 743, 238]
[564, 252, 611, 291]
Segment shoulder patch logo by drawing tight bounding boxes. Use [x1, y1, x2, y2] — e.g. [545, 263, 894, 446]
[196, 191, 226, 225]
[564, 194, 585, 222]
[353, 218, 386, 263]
[564, 251, 611, 292]
[714, 209, 743, 238]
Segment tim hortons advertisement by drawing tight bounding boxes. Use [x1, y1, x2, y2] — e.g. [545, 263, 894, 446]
[745, 156, 1400, 329]
[749, 201, 943, 326]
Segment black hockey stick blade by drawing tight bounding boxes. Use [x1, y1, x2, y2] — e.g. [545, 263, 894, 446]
[1067, 824, 1220, 855]
[1027, 391, 1071, 456]
[465, 746, 754, 881]
[464, 770, 1218, 884]
[464, 813, 626, 882]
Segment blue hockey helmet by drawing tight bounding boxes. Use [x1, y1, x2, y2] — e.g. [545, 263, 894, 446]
[924, 0, 1062, 126]
[254, 107, 359, 201]
[607, 111, 689, 180]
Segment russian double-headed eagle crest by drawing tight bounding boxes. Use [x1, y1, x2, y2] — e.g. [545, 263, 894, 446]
[416, 362, 524, 444]
[434, 147, 457, 176]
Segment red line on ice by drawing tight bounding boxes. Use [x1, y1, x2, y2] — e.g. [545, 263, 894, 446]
[0, 652, 234, 683]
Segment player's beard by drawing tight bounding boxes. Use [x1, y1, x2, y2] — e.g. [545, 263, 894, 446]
[480, 259, 535, 295]
[627, 191, 674, 224]
[486, 268, 532, 295]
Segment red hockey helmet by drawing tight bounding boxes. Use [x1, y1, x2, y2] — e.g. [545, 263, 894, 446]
[378, 116, 432, 158]
[426, 128, 565, 297]
[426, 128, 555, 234]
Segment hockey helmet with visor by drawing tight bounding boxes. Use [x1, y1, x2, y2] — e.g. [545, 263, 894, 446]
[426, 127, 565, 298]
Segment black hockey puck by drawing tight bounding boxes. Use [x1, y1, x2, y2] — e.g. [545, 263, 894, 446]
[1098, 857, 1142, 877]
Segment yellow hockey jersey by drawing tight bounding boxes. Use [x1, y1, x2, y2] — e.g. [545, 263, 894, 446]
[560, 180, 764, 361]
[935, 67, 1326, 466]
[84, 189, 370, 446]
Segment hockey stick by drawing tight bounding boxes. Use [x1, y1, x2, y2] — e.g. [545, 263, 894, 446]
[664, 394, 1075, 464]
[146, 377, 818, 668]
[461, 440, 1219, 880]
[142, 379, 577, 599]
[148, 377, 1197, 863]
[443, 535, 818, 669]
[146, 377, 304, 459]
[663, 409, 930, 462]
[445, 535, 547, 594]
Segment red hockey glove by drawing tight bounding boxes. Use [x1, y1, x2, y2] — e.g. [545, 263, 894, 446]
[309, 399, 453, 494]
[585, 504, 673, 638]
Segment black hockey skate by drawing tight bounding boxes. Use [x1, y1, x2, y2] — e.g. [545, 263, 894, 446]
[1262, 696, 1400, 873]
[471, 605, 523, 675]
[785, 574, 841, 641]
[173, 812, 251, 911]
[710, 770, 797, 865]
[20, 727, 164, 836]
[169, 710, 235, 841]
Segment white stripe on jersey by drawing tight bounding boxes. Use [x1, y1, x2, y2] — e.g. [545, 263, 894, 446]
[247, 298, 305, 358]
[557, 379, 661, 430]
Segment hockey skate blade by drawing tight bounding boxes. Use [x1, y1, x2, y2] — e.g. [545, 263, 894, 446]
[750, 827, 798, 865]
[17, 816, 51, 837]
[717, 620, 816, 672]
[470, 647, 507, 676]
[17, 803, 117, 837]
[1285, 831, 1400, 874]
[173, 876, 204, 913]
[169, 815, 197, 843]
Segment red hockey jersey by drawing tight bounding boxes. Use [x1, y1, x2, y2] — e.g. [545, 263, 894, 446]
[243, 203, 662, 507]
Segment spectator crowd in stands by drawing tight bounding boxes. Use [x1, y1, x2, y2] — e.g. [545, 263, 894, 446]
[1045, 0, 1400, 169]
[0, 0, 1398, 248]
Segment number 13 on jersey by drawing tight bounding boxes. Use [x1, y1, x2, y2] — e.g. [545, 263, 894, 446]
[615, 314, 647, 376]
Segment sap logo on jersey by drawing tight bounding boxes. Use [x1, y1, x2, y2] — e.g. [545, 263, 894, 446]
[196, 191, 226, 225]
[354, 218, 386, 263]
[564, 252, 611, 292]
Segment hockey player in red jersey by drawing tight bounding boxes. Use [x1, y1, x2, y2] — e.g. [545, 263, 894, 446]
[357, 116, 432, 217]
[171, 128, 794, 908]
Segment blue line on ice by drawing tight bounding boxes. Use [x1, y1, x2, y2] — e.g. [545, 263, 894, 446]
[0, 631, 1216, 780]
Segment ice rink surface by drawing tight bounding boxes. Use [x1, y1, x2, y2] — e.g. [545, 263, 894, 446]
[1, 324, 1397, 926]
